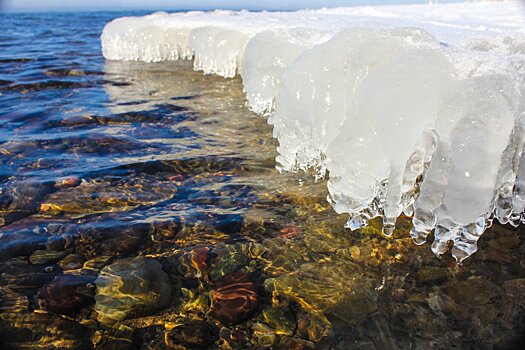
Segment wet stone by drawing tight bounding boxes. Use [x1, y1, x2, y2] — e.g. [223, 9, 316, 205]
[503, 278, 525, 308]
[208, 243, 251, 281]
[210, 272, 259, 325]
[262, 307, 296, 336]
[269, 259, 379, 327]
[94, 257, 172, 326]
[29, 249, 67, 265]
[38, 274, 96, 315]
[0, 288, 29, 313]
[0, 311, 89, 350]
[0, 262, 55, 294]
[416, 266, 450, 286]
[91, 329, 135, 350]
[446, 277, 502, 306]
[251, 322, 277, 348]
[58, 254, 86, 270]
[164, 320, 217, 349]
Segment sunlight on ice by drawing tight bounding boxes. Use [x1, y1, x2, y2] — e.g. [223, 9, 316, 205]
[101, 1, 525, 262]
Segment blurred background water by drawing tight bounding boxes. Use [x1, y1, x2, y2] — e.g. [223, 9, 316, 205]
[0, 11, 525, 350]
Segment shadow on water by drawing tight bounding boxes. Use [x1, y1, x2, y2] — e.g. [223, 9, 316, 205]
[0, 11, 525, 350]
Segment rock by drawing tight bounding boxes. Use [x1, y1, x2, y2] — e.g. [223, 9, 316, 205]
[168, 246, 211, 280]
[0, 288, 29, 313]
[0, 262, 55, 294]
[164, 321, 217, 349]
[262, 307, 295, 336]
[296, 312, 330, 342]
[446, 277, 502, 306]
[29, 249, 67, 265]
[38, 274, 95, 315]
[58, 254, 86, 270]
[503, 278, 525, 308]
[251, 323, 277, 348]
[416, 266, 450, 285]
[269, 259, 379, 326]
[92, 330, 134, 350]
[0, 311, 89, 349]
[94, 257, 172, 326]
[208, 243, 251, 281]
[278, 336, 316, 350]
[210, 272, 259, 325]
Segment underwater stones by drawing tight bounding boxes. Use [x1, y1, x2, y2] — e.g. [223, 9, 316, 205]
[94, 257, 172, 326]
[213, 213, 244, 234]
[29, 249, 67, 265]
[210, 272, 259, 325]
[262, 307, 295, 336]
[503, 278, 525, 308]
[296, 312, 331, 343]
[269, 259, 379, 326]
[251, 322, 277, 348]
[164, 320, 217, 349]
[58, 254, 86, 270]
[0, 262, 55, 294]
[0, 312, 89, 350]
[416, 266, 450, 286]
[208, 243, 251, 281]
[445, 277, 502, 306]
[169, 246, 211, 280]
[76, 221, 150, 259]
[0, 180, 54, 226]
[0, 288, 29, 313]
[38, 274, 95, 315]
[54, 176, 82, 190]
[91, 330, 135, 350]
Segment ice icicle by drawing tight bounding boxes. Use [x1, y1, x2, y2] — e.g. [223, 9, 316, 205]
[100, 2, 525, 261]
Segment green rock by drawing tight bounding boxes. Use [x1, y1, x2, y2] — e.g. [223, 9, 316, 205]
[95, 257, 172, 326]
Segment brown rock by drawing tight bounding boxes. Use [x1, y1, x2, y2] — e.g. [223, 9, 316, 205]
[416, 266, 450, 285]
[210, 272, 258, 325]
[165, 321, 217, 349]
[38, 274, 95, 315]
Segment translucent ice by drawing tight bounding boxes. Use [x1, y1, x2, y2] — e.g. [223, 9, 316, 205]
[101, 1, 525, 261]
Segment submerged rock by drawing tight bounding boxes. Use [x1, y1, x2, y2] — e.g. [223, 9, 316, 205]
[94, 257, 172, 326]
[29, 249, 67, 265]
[164, 320, 217, 349]
[210, 272, 259, 325]
[251, 322, 277, 348]
[38, 274, 95, 315]
[262, 307, 296, 336]
[269, 259, 379, 327]
[416, 266, 450, 286]
[0, 312, 89, 349]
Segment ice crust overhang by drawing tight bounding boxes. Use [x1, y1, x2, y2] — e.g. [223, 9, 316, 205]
[101, 1, 525, 262]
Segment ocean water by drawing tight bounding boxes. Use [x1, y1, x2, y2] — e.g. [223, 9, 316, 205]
[1, 11, 525, 350]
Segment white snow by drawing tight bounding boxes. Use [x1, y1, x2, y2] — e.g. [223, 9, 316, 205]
[101, 1, 525, 262]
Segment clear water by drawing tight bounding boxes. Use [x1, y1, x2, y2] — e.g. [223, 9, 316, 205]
[0, 12, 524, 350]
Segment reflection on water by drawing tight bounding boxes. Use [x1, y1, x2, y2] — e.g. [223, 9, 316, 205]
[1, 11, 525, 350]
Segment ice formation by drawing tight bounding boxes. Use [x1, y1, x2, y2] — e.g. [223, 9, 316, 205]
[101, 1, 525, 262]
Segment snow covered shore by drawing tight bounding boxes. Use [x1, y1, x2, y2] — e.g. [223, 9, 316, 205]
[101, 1, 525, 262]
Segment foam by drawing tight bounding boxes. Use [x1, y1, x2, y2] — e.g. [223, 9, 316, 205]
[101, 1, 525, 261]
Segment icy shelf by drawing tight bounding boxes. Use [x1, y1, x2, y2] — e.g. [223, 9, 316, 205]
[101, 1, 525, 262]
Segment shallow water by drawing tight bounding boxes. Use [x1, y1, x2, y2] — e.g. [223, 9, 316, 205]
[1, 11, 525, 350]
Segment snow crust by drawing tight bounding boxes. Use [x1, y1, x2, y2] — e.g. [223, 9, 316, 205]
[101, 1, 525, 262]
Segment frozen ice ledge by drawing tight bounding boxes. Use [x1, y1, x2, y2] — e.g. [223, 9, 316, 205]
[101, 1, 525, 262]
